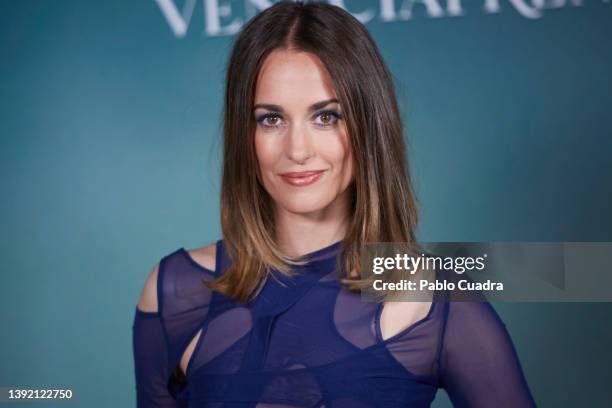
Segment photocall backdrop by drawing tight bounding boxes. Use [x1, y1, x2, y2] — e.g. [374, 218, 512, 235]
[1, 0, 611, 406]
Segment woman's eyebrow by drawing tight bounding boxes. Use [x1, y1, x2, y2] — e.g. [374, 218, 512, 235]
[253, 98, 339, 113]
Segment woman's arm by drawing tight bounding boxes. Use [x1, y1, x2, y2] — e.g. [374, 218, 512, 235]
[132, 264, 184, 408]
[438, 301, 536, 407]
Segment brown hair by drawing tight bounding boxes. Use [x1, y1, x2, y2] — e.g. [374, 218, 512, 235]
[206, 0, 420, 303]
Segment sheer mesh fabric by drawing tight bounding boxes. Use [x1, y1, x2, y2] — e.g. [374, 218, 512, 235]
[132, 240, 535, 407]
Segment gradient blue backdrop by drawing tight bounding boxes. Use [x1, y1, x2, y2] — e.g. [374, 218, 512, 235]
[1, 1, 611, 406]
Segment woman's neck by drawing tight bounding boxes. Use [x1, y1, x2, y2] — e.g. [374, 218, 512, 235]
[274, 191, 351, 258]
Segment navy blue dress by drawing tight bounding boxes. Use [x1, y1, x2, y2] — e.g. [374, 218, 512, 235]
[132, 240, 536, 407]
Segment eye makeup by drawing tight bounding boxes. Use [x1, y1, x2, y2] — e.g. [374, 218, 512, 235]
[254, 109, 343, 130]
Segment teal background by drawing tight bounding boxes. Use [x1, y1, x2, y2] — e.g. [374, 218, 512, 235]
[1, 0, 611, 406]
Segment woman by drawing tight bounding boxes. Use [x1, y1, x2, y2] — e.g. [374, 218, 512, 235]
[132, 1, 536, 407]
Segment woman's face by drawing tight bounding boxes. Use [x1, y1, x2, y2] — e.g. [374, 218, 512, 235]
[253, 49, 354, 216]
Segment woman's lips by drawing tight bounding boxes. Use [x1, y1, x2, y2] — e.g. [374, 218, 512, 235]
[279, 170, 326, 187]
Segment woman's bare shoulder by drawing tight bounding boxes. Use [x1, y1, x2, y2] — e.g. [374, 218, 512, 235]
[137, 262, 161, 313]
[136, 242, 217, 313]
[184, 242, 217, 271]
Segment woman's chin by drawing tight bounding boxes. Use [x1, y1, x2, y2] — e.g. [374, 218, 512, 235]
[279, 198, 334, 216]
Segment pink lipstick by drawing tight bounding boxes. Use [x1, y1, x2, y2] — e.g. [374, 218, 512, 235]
[279, 170, 326, 187]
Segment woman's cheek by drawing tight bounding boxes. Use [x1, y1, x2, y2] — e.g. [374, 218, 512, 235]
[324, 132, 350, 170]
[255, 135, 278, 172]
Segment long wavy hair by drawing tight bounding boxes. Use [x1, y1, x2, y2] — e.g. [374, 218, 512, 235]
[205, 0, 420, 304]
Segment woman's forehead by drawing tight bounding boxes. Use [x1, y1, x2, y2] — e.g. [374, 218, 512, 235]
[254, 49, 338, 106]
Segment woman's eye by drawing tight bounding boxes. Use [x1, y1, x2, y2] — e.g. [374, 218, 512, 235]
[313, 110, 342, 127]
[256, 113, 283, 128]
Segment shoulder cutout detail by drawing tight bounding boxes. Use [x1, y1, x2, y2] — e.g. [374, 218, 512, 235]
[137, 262, 160, 313]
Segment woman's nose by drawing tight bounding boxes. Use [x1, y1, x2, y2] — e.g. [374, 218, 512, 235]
[286, 123, 314, 164]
